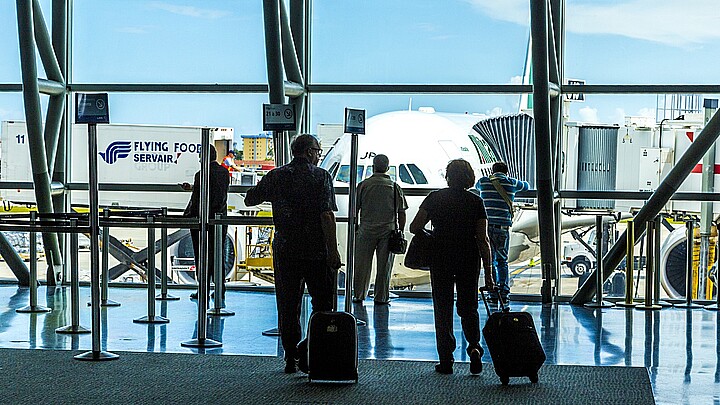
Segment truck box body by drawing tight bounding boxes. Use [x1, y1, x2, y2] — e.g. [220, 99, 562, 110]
[1, 121, 233, 210]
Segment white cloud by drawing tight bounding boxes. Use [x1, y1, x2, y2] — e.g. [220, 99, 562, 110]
[509, 75, 523, 84]
[464, 0, 720, 47]
[463, 0, 528, 25]
[148, 1, 230, 19]
[578, 106, 599, 123]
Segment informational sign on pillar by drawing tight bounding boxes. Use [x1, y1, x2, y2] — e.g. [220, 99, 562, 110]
[343, 107, 366, 319]
[344, 108, 366, 134]
[263, 103, 296, 131]
[75, 93, 110, 124]
[74, 92, 118, 361]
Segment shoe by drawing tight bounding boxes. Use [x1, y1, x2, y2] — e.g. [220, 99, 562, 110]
[284, 358, 297, 374]
[469, 348, 483, 374]
[434, 362, 453, 374]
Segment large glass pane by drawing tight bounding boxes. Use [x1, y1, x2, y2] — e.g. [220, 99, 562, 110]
[0, 2, 20, 83]
[311, 0, 529, 84]
[564, 2, 720, 84]
[72, 1, 266, 83]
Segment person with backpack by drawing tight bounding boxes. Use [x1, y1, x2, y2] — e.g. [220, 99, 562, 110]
[476, 161, 529, 306]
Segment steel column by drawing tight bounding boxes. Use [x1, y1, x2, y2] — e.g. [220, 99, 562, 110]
[16, 0, 63, 284]
[530, 0, 559, 303]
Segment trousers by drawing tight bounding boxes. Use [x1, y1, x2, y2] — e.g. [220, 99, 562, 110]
[353, 226, 395, 303]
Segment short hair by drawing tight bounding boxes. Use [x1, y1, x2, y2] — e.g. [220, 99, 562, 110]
[445, 159, 475, 189]
[373, 154, 390, 173]
[290, 134, 319, 157]
[227, 150, 235, 156]
[492, 161, 508, 174]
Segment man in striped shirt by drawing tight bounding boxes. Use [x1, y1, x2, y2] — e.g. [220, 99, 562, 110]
[476, 161, 529, 304]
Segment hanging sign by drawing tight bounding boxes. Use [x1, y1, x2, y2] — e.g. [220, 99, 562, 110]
[263, 103, 296, 131]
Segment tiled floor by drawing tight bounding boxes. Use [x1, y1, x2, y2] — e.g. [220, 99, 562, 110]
[0, 284, 718, 404]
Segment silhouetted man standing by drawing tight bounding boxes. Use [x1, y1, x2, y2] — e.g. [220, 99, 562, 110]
[244, 134, 342, 374]
[183, 145, 229, 300]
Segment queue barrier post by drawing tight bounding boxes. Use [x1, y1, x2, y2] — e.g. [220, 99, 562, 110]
[675, 220, 702, 309]
[17, 211, 51, 314]
[637, 218, 662, 310]
[99, 208, 120, 307]
[156, 207, 179, 301]
[57, 219, 91, 333]
[616, 218, 637, 308]
[134, 216, 169, 324]
[585, 215, 614, 309]
[208, 214, 234, 317]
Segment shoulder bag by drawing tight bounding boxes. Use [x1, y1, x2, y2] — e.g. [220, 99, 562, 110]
[387, 183, 407, 254]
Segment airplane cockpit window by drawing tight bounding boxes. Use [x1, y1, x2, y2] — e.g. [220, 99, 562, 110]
[336, 165, 365, 183]
[336, 165, 397, 183]
[388, 166, 397, 182]
[364, 165, 374, 179]
[399, 164, 414, 184]
[407, 164, 428, 184]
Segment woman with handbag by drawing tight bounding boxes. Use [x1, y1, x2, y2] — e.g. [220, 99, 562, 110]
[353, 154, 408, 305]
[409, 159, 493, 375]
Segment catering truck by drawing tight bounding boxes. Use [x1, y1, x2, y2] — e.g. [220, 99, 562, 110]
[1, 121, 236, 209]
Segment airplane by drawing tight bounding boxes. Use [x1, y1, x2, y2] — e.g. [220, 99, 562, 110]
[319, 107, 551, 289]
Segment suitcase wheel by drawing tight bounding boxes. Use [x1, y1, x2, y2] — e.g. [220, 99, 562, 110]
[530, 373, 539, 384]
[500, 375, 510, 386]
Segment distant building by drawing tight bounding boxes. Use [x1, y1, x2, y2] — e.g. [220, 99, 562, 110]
[239, 132, 274, 170]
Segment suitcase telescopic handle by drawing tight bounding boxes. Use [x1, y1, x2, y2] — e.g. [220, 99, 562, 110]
[479, 286, 508, 315]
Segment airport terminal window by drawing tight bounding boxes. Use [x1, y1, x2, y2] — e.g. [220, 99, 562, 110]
[407, 164, 428, 184]
[564, 3, 720, 85]
[311, 0, 528, 84]
[399, 164, 414, 184]
[72, 0, 266, 83]
[0, 1, 21, 83]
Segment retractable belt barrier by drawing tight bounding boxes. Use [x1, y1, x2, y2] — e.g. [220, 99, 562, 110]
[56, 218, 91, 334]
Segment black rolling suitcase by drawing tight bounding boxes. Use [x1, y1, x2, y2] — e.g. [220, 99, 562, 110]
[480, 287, 546, 385]
[307, 310, 358, 383]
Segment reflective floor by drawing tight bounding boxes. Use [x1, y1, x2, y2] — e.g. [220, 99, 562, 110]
[0, 285, 718, 404]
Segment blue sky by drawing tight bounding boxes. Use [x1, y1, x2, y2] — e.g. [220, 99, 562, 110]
[1, 0, 719, 138]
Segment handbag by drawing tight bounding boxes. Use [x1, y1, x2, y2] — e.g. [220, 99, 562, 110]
[404, 228, 433, 271]
[387, 183, 407, 254]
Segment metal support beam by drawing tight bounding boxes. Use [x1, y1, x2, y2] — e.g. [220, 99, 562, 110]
[263, 0, 289, 165]
[16, 0, 63, 284]
[38, 78, 65, 95]
[31, 0, 64, 83]
[279, 0, 305, 138]
[290, 0, 310, 133]
[531, 0, 559, 303]
[572, 108, 720, 304]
